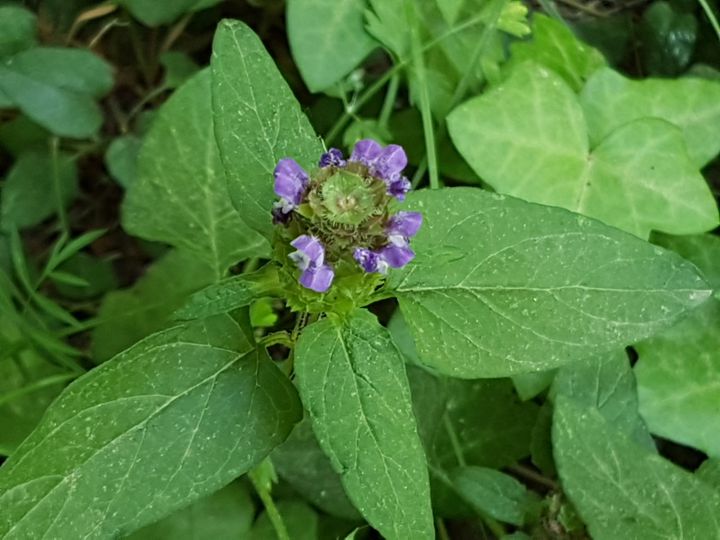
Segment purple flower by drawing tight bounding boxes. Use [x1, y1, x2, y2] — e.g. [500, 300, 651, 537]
[387, 176, 411, 201]
[387, 211, 422, 238]
[274, 158, 309, 211]
[354, 247, 389, 274]
[319, 148, 346, 168]
[289, 235, 334, 292]
[373, 144, 407, 181]
[350, 139, 382, 167]
[380, 237, 415, 268]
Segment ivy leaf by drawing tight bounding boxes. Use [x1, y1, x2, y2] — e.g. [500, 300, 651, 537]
[639, 1, 697, 76]
[389, 187, 712, 378]
[447, 62, 718, 239]
[0, 315, 302, 539]
[211, 20, 322, 242]
[553, 397, 720, 539]
[123, 69, 266, 277]
[507, 14, 606, 91]
[295, 310, 434, 540]
[287, 0, 377, 92]
[0, 47, 113, 138]
[0, 150, 78, 231]
[581, 67, 720, 167]
[128, 482, 254, 539]
[0, 6, 37, 58]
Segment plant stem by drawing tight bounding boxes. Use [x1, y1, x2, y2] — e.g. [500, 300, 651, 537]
[50, 138, 69, 236]
[0, 373, 77, 407]
[378, 73, 400, 130]
[250, 469, 290, 540]
[443, 413, 467, 467]
[507, 463, 559, 490]
[698, 0, 720, 43]
[436, 518, 451, 540]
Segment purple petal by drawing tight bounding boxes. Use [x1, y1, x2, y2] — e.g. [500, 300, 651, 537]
[380, 242, 415, 268]
[387, 176, 411, 201]
[349, 139, 382, 166]
[289, 235, 325, 270]
[274, 158, 309, 206]
[373, 144, 407, 180]
[319, 148, 346, 168]
[387, 211, 423, 238]
[354, 247, 389, 274]
[300, 264, 334, 292]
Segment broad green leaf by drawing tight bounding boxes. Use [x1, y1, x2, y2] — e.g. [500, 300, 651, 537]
[0, 315, 302, 539]
[159, 51, 200, 89]
[697, 459, 720, 490]
[0, 150, 78, 231]
[512, 370, 555, 401]
[635, 299, 720, 456]
[272, 419, 360, 519]
[128, 482, 254, 539]
[389, 187, 712, 378]
[92, 250, 216, 361]
[287, 0, 377, 92]
[173, 266, 280, 321]
[0, 6, 37, 58]
[652, 232, 720, 289]
[250, 500, 319, 540]
[450, 466, 531, 526]
[211, 20, 322, 242]
[553, 397, 720, 539]
[639, 1, 697, 76]
[508, 14, 606, 91]
[408, 366, 538, 516]
[118, 0, 220, 26]
[553, 351, 653, 448]
[581, 67, 720, 167]
[448, 63, 718, 239]
[123, 69, 266, 276]
[105, 135, 142, 188]
[295, 310, 433, 540]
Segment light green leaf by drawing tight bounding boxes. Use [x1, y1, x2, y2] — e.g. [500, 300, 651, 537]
[250, 500, 319, 540]
[211, 20, 322, 242]
[92, 250, 216, 362]
[508, 14, 606, 91]
[512, 370, 555, 401]
[105, 135, 142, 189]
[448, 62, 718, 239]
[0, 6, 37, 58]
[173, 266, 279, 321]
[128, 482, 254, 539]
[123, 69, 266, 277]
[272, 419, 360, 519]
[652, 232, 720, 290]
[450, 466, 530, 526]
[0, 150, 78, 231]
[287, 0, 377, 92]
[580, 67, 720, 167]
[553, 397, 720, 539]
[697, 459, 720, 490]
[635, 299, 720, 456]
[389, 187, 712, 378]
[553, 351, 653, 448]
[295, 310, 433, 540]
[0, 315, 302, 539]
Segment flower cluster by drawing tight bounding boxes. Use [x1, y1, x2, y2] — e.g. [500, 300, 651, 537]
[272, 139, 421, 293]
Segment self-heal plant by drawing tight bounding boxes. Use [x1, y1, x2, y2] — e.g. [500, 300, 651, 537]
[271, 139, 421, 310]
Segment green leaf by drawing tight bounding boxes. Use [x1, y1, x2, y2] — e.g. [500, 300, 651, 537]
[250, 500, 319, 540]
[639, 1, 697, 76]
[0, 315, 302, 539]
[581, 67, 720, 167]
[128, 482, 254, 539]
[553, 397, 720, 539]
[173, 266, 279, 321]
[635, 299, 720, 456]
[408, 366, 538, 516]
[123, 69, 266, 276]
[450, 466, 530, 526]
[211, 20, 322, 242]
[272, 419, 360, 519]
[0, 150, 78, 231]
[511, 370, 555, 401]
[0, 6, 37, 58]
[698, 459, 720, 490]
[92, 250, 215, 361]
[159, 51, 200, 89]
[508, 14, 606, 91]
[389, 187, 712, 378]
[287, 0, 377, 92]
[249, 298, 279, 328]
[117, 0, 205, 26]
[652, 232, 720, 290]
[447, 63, 718, 239]
[553, 351, 653, 448]
[105, 135, 142, 189]
[0, 115, 48, 156]
[295, 310, 433, 540]
[51, 253, 117, 300]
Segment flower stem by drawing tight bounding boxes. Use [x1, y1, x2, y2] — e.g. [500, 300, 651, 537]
[698, 0, 720, 43]
[249, 465, 290, 540]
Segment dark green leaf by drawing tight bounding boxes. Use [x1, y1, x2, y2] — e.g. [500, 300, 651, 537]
[295, 310, 433, 540]
[639, 1, 697, 76]
[51, 252, 118, 300]
[0, 315, 302, 538]
[105, 135, 142, 189]
[0, 6, 37, 58]
[211, 19, 323, 242]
